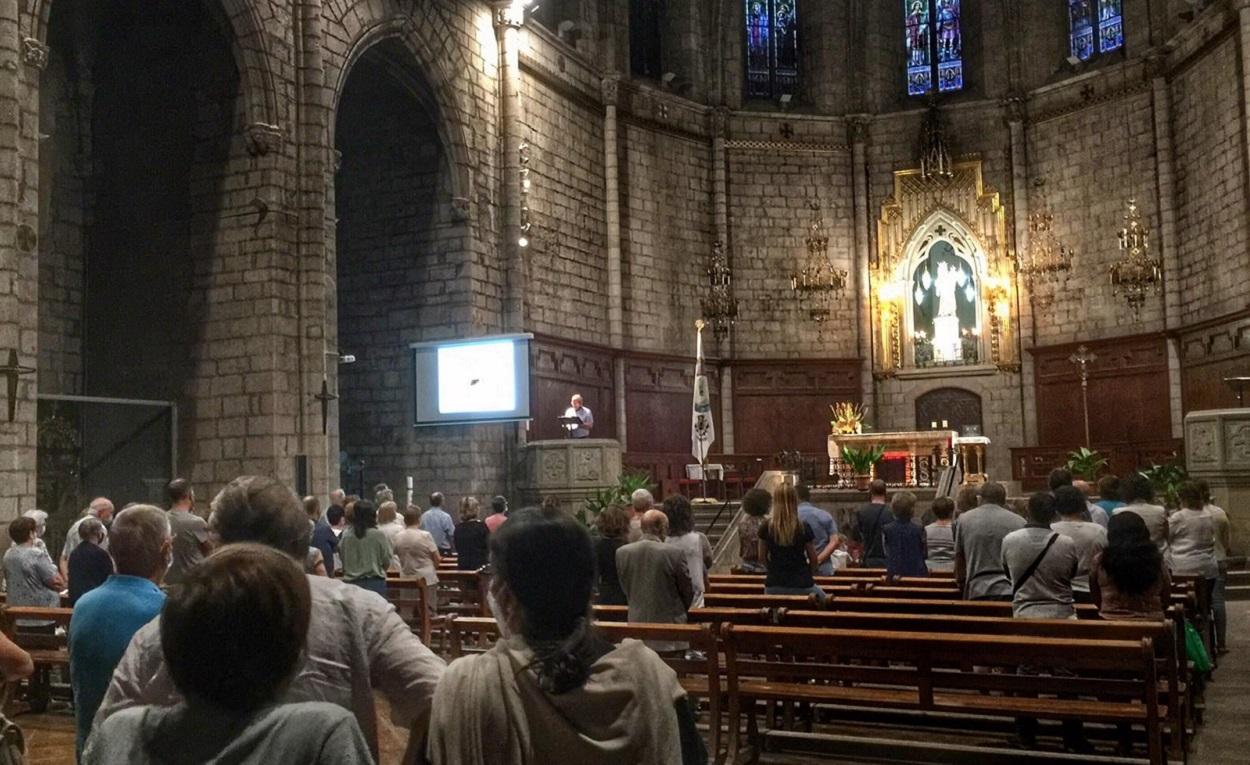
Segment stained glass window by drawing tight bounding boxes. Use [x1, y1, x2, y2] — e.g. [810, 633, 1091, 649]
[1068, 1, 1095, 61]
[630, 0, 664, 80]
[1097, 0, 1124, 53]
[1070, 0, 1123, 61]
[745, 0, 800, 100]
[904, 1, 962, 97]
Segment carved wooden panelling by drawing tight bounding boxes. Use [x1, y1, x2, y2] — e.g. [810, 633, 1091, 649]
[530, 336, 616, 441]
[1178, 315, 1250, 415]
[1032, 334, 1169, 447]
[732, 360, 862, 455]
[625, 355, 721, 455]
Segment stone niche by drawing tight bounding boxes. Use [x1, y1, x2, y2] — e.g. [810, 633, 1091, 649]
[1184, 409, 1250, 556]
[516, 439, 622, 516]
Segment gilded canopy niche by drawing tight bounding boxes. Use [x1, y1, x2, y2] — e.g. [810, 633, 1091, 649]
[872, 160, 1018, 376]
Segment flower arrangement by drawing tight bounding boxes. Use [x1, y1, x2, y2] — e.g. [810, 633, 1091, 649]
[830, 402, 865, 435]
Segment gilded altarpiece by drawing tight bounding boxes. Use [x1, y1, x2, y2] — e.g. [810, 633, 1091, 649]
[872, 161, 1018, 376]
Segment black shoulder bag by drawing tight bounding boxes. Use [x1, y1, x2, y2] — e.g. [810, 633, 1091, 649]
[1011, 533, 1060, 596]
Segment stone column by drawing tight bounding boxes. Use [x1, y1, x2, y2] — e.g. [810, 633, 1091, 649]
[0, 9, 41, 519]
[710, 107, 733, 453]
[1004, 94, 1036, 446]
[1236, 1, 1250, 240]
[848, 115, 875, 419]
[496, 4, 525, 332]
[1149, 60, 1184, 438]
[602, 74, 627, 449]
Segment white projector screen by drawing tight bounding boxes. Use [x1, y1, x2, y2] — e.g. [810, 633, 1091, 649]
[410, 334, 532, 426]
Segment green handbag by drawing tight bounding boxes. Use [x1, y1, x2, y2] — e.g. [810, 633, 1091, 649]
[1184, 619, 1212, 674]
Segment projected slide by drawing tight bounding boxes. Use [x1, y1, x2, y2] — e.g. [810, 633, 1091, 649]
[437, 340, 516, 414]
[411, 333, 532, 426]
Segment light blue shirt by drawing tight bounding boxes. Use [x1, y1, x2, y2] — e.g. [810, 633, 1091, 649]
[422, 507, 456, 552]
[70, 575, 166, 759]
[798, 501, 838, 575]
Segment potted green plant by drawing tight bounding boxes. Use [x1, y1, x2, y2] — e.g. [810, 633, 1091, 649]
[841, 445, 885, 491]
[1139, 463, 1188, 510]
[581, 471, 653, 525]
[1064, 447, 1108, 480]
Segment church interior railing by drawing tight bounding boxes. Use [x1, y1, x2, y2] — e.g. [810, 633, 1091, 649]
[1010, 439, 1184, 492]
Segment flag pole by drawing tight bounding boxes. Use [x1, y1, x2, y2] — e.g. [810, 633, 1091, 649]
[695, 319, 707, 500]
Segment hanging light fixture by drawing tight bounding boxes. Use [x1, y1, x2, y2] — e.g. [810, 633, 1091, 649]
[1106, 64, 1160, 319]
[700, 240, 738, 341]
[1015, 178, 1074, 291]
[1108, 198, 1160, 318]
[789, 201, 848, 322]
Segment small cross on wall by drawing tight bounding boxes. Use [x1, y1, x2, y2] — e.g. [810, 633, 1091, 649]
[779, 122, 794, 140]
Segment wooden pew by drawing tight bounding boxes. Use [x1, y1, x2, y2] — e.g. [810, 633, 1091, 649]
[711, 574, 957, 589]
[384, 577, 438, 645]
[777, 608, 1188, 758]
[705, 582, 961, 600]
[446, 616, 723, 761]
[0, 607, 73, 670]
[721, 624, 1165, 765]
[429, 569, 491, 618]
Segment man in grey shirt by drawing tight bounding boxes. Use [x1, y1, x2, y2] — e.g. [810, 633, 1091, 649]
[1050, 486, 1107, 593]
[953, 482, 1025, 600]
[164, 479, 210, 585]
[1002, 492, 1080, 619]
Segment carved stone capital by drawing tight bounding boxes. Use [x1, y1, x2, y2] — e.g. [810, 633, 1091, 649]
[846, 114, 870, 144]
[451, 196, 472, 222]
[22, 38, 49, 70]
[1000, 93, 1027, 124]
[244, 122, 284, 157]
[710, 106, 729, 137]
[494, 2, 525, 29]
[601, 74, 620, 106]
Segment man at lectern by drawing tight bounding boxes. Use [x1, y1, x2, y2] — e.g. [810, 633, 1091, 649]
[564, 393, 594, 438]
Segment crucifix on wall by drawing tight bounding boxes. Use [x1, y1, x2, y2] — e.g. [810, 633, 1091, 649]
[1068, 344, 1098, 447]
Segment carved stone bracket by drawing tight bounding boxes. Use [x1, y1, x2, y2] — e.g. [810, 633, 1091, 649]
[601, 74, 620, 107]
[710, 106, 729, 138]
[22, 38, 49, 70]
[451, 196, 471, 223]
[1001, 93, 1027, 124]
[245, 123, 284, 157]
[847, 115, 870, 145]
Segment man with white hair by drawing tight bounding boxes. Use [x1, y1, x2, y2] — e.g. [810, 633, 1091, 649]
[61, 497, 115, 578]
[628, 488, 654, 542]
[21, 509, 51, 558]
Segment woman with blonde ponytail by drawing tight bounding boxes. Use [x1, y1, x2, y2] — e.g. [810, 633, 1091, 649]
[758, 484, 824, 597]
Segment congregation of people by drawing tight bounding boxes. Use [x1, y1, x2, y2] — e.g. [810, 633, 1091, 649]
[0, 463, 1233, 763]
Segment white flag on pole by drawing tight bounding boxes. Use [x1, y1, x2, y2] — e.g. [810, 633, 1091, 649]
[692, 321, 715, 464]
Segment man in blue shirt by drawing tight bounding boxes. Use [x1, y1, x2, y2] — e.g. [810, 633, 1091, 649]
[796, 484, 840, 575]
[69, 505, 171, 759]
[423, 492, 456, 555]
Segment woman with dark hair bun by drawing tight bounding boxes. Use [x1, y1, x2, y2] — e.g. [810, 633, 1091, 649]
[428, 507, 707, 765]
[1091, 512, 1171, 621]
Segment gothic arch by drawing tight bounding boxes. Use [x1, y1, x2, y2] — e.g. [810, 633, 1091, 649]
[327, 16, 475, 206]
[27, 0, 281, 130]
[914, 387, 984, 434]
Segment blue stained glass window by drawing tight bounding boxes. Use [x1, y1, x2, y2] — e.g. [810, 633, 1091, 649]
[1097, 0, 1124, 53]
[745, 0, 800, 99]
[1068, 1, 1095, 61]
[934, 0, 962, 93]
[905, 1, 961, 96]
[904, 0, 932, 96]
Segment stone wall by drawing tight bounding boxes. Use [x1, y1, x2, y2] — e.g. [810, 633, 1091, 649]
[5, 0, 1248, 518]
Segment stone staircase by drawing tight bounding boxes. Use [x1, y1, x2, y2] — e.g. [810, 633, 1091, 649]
[693, 498, 739, 550]
[1227, 558, 1249, 601]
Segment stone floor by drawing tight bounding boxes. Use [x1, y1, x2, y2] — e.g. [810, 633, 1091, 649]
[17, 603, 1250, 763]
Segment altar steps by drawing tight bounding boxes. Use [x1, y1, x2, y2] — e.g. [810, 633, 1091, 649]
[693, 499, 740, 550]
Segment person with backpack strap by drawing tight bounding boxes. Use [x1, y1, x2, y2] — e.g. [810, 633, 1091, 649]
[1001, 492, 1080, 619]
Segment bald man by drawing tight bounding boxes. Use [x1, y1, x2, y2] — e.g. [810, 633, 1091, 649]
[61, 497, 115, 579]
[615, 509, 695, 652]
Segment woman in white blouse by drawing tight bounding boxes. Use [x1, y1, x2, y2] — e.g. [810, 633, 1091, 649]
[1168, 483, 1218, 630]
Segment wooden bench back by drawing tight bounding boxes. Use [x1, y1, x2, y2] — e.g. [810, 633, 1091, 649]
[384, 578, 433, 643]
